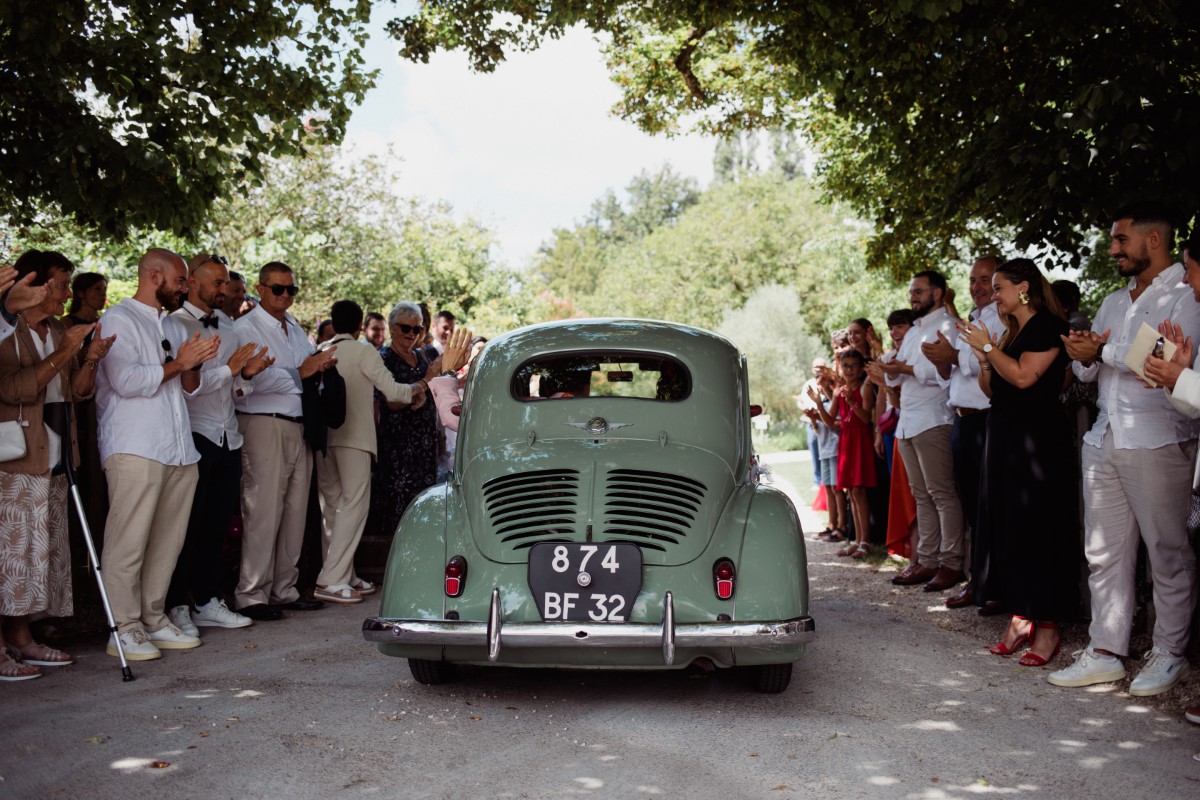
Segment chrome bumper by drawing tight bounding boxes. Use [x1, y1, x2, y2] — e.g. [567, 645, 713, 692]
[363, 589, 815, 666]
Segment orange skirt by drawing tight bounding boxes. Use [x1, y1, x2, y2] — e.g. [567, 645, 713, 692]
[885, 445, 917, 558]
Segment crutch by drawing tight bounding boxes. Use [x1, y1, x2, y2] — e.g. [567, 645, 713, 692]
[61, 401, 134, 681]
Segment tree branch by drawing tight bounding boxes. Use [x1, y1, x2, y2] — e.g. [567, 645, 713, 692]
[673, 26, 710, 103]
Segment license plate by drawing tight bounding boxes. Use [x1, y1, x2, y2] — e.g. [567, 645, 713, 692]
[528, 542, 642, 622]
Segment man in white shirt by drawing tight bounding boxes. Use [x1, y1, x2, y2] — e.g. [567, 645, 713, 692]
[164, 254, 273, 634]
[1050, 203, 1200, 696]
[881, 270, 966, 592]
[312, 300, 426, 603]
[97, 249, 220, 661]
[231, 262, 337, 620]
[922, 256, 1002, 608]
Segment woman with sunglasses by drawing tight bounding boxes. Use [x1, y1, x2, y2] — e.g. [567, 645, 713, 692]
[375, 301, 439, 540]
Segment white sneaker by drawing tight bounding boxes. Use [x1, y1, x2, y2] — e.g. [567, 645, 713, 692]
[192, 598, 252, 629]
[1047, 646, 1126, 688]
[147, 622, 201, 650]
[168, 604, 200, 638]
[1129, 646, 1191, 696]
[107, 629, 162, 661]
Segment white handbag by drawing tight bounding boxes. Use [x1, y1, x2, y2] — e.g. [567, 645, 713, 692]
[0, 332, 30, 461]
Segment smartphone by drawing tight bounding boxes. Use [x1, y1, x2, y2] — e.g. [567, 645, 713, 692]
[81, 326, 96, 351]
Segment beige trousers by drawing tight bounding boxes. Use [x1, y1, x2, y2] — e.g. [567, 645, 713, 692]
[1082, 430, 1198, 656]
[235, 416, 312, 608]
[100, 454, 198, 633]
[315, 446, 372, 588]
[897, 424, 965, 571]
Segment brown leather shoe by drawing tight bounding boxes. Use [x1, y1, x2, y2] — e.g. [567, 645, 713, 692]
[977, 600, 1005, 617]
[944, 581, 974, 608]
[892, 565, 938, 586]
[923, 567, 966, 592]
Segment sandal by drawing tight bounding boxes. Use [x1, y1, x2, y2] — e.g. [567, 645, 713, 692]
[851, 543, 870, 559]
[0, 651, 41, 681]
[812, 528, 832, 541]
[835, 543, 856, 557]
[313, 584, 364, 605]
[349, 577, 377, 596]
[1018, 623, 1060, 667]
[13, 641, 73, 667]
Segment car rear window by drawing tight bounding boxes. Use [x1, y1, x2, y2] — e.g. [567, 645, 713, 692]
[512, 352, 691, 402]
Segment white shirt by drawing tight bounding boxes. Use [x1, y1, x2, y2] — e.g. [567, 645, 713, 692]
[231, 303, 312, 417]
[939, 301, 1001, 412]
[28, 327, 64, 468]
[95, 298, 200, 466]
[887, 305, 957, 438]
[1073, 263, 1200, 450]
[169, 301, 251, 449]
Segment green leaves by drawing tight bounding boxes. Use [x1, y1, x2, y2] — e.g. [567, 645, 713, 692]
[385, 0, 1200, 273]
[0, 0, 374, 238]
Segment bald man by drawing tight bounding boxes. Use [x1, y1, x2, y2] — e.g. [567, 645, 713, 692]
[97, 249, 220, 661]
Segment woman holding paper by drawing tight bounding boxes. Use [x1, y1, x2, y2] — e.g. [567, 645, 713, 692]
[957, 258, 1078, 669]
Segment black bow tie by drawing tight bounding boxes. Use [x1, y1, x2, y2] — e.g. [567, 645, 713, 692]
[200, 315, 218, 329]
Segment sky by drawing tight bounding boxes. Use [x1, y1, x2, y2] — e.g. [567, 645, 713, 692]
[344, 13, 716, 269]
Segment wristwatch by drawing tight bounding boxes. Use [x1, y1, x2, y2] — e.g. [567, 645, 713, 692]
[982, 343, 993, 354]
[440, 370, 457, 378]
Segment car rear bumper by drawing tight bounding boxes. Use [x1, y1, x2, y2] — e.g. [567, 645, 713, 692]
[363, 589, 814, 666]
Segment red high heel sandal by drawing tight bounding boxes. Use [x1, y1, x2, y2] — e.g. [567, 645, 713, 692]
[1018, 622, 1060, 667]
[990, 617, 1033, 656]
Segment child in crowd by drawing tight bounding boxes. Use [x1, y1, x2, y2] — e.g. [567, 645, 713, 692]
[805, 366, 845, 541]
[814, 349, 877, 558]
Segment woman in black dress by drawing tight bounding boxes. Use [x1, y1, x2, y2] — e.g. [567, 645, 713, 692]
[957, 258, 1078, 667]
[376, 301, 438, 539]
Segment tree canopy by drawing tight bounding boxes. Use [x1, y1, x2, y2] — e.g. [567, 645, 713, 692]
[387, 1, 1200, 274]
[0, 0, 374, 238]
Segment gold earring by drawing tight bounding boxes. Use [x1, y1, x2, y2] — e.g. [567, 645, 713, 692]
[1018, 290, 1030, 305]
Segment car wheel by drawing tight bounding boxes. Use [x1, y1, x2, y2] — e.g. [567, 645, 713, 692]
[409, 658, 456, 685]
[752, 663, 793, 694]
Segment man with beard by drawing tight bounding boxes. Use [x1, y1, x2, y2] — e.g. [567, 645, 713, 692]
[921, 256, 1002, 609]
[163, 255, 274, 636]
[231, 262, 337, 620]
[219, 270, 254, 322]
[97, 249, 221, 660]
[1050, 203, 1200, 695]
[880, 270, 966, 592]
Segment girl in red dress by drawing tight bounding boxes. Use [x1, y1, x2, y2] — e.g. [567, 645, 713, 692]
[814, 348, 877, 558]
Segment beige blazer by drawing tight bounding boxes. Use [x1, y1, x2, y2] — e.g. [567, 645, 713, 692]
[320, 334, 413, 457]
[0, 317, 92, 474]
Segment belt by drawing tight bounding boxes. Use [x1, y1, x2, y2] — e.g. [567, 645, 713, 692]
[954, 407, 988, 418]
[238, 411, 303, 424]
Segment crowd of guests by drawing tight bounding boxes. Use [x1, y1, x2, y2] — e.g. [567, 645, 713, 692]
[0, 247, 481, 678]
[800, 203, 1200, 761]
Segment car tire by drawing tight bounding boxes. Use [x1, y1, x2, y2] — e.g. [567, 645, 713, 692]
[752, 663, 793, 694]
[409, 658, 456, 685]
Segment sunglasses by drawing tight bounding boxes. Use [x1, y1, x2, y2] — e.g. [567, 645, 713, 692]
[207, 254, 229, 266]
[262, 283, 298, 297]
[392, 322, 424, 335]
[162, 338, 174, 365]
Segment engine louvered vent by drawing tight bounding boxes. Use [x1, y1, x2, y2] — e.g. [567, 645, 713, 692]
[602, 469, 706, 551]
[483, 469, 580, 548]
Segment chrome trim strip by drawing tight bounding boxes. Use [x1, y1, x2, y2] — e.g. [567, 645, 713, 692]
[363, 613, 815, 657]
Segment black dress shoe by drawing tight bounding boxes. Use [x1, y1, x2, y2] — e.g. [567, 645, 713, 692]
[237, 603, 283, 621]
[277, 598, 325, 611]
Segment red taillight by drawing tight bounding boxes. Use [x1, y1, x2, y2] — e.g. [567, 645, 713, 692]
[713, 559, 735, 600]
[445, 556, 467, 597]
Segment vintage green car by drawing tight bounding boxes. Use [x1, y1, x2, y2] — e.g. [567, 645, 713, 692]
[362, 319, 814, 692]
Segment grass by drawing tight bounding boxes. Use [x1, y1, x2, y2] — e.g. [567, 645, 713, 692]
[751, 422, 809, 452]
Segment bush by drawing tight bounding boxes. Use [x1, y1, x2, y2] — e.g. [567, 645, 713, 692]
[752, 421, 809, 453]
